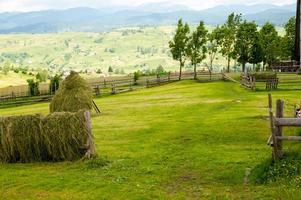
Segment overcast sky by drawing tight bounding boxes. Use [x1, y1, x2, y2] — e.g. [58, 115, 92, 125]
[0, 0, 296, 12]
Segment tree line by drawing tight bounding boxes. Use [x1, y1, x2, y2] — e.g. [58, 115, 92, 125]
[169, 13, 297, 79]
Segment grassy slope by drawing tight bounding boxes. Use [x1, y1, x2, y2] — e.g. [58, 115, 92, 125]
[0, 81, 300, 199]
[0, 71, 35, 88]
[0, 27, 178, 74]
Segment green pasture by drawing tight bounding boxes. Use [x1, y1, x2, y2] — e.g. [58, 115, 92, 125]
[1, 80, 301, 199]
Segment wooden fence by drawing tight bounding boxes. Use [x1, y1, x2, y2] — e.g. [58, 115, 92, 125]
[0, 71, 222, 107]
[240, 74, 256, 90]
[268, 94, 301, 160]
[240, 73, 279, 91]
[91, 71, 222, 96]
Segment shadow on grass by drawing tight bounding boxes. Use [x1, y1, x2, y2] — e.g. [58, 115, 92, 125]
[250, 151, 301, 187]
[254, 88, 301, 93]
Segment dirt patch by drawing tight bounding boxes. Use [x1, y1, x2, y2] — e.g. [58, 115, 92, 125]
[164, 172, 202, 198]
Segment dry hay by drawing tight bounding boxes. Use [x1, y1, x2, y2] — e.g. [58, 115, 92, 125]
[41, 111, 90, 161]
[0, 114, 43, 163]
[50, 71, 93, 113]
[0, 110, 94, 163]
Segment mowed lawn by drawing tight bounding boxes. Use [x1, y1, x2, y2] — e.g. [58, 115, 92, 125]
[0, 81, 301, 199]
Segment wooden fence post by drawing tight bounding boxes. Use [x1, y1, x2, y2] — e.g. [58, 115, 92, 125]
[95, 85, 100, 96]
[168, 72, 171, 82]
[275, 99, 284, 158]
[146, 79, 149, 88]
[252, 76, 256, 91]
[268, 94, 280, 161]
[130, 79, 133, 90]
[111, 84, 116, 94]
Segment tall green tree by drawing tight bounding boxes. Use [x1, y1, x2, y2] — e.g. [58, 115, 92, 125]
[250, 34, 264, 69]
[235, 21, 259, 72]
[108, 66, 113, 73]
[259, 22, 281, 70]
[187, 21, 208, 80]
[281, 17, 296, 60]
[169, 19, 190, 80]
[207, 27, 219, 72]
[216, 13, 241, 72]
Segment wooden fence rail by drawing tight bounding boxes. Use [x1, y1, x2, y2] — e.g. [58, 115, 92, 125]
[240, 74, 256, 90]
[268, 94, 301, 160]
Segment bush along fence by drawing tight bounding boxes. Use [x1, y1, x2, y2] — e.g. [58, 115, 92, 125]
[0, 110, 95, 163]
[240, 73, 278, 91]
[267, 94, 301, 161]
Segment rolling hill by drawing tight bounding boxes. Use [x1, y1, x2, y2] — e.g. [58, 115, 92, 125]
[0, 3, 296, 33]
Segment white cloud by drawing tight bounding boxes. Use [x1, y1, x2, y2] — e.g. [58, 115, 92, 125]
[0, 0, 296, 12]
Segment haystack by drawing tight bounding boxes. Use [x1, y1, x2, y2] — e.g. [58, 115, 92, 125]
[41, 110, 91, 161]
[0, 110, 94, 163]
[50, 71, 93, 113]
[0, 114, 45, 163]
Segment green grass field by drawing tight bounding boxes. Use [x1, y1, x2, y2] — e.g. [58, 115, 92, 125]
[1, 80, 301, 199]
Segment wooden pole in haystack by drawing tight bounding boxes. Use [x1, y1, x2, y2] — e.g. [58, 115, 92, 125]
[84, 111, 96, 159]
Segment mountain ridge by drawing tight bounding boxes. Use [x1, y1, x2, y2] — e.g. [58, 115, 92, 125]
[0, 3, 296, 33]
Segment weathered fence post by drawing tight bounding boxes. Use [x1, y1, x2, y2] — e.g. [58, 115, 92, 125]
[168, 72, 171, 82]
[129, 79, 133, 90]
[111, 84, 116, 94]
[275, 99, 284, 157]
[157, 74, 160, 85]
[104, 79, 107, 88]
[146, 79, 149, 88]
[95, 85, 100, 96]
[252, 76, 256, 91]
[268, 94, 280, 160]
[221, 72, 224, 81]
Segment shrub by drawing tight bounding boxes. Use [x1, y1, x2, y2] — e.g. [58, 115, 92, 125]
[249, 72, 276, 80]
[27, 79, 40, 96]
[134, 71, 141, 84]
[49, 74, 61, 94]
